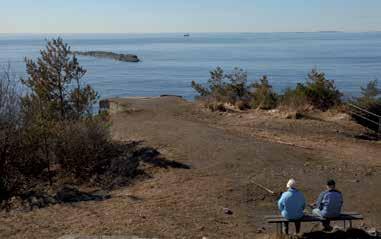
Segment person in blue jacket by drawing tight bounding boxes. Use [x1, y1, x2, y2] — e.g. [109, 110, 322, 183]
[312, 179, 343, 231]
[278, 179, 306, 234]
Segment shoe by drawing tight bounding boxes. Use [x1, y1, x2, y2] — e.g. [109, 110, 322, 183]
[323, 225, 333, 232]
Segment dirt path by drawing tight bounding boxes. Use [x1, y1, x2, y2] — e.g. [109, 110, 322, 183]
[0, 96, 380, 239]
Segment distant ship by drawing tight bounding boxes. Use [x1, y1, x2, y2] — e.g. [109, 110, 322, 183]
[184, 33, 190, 37]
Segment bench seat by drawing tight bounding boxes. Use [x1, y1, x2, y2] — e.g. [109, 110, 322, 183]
[266, 212, 363, 223]
[265, 212, 363, 234]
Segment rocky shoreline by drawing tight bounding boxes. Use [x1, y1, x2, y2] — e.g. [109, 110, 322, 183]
[73, 51, 140, 62]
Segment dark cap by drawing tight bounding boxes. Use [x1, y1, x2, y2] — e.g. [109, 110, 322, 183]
[327, 179, 336, 186]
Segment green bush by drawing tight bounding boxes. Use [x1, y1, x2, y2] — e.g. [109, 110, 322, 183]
[302, 69, 342, 111]
[192, 67, 251, 106]
[278, 69, 342, 112]
[280, 85, 309, 110]
[54, 118, 112, 178]
[250, 76, 278, 110]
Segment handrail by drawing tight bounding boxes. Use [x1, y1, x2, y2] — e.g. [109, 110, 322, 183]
[347, 102, 381, 137]
[348, 110, 379, 126]
[347, 103, 381, 118]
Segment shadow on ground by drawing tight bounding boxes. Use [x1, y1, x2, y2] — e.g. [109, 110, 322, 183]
[137, 147, 191, 169]
[266, 229, 379, 239]
[300, 228, 378, 239]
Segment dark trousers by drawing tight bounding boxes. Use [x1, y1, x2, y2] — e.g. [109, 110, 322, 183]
[283, 222, 301, 234]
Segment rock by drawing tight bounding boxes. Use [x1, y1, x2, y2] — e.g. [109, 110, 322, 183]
[91, 190, 111, 201]
[73, 51, 140, 62]
[56, 185, 111, 203]
[349, 179, 360, 183]
[285, 112, 303, 119]
[367, 227, 378, 236]
[7, 196, 24, 210]
[42, 195, 57, 205]
[56, 185, 82, 203]
[29, 196, 40, 208]
[365, 169, 373, 176]
[268, 109, 279, 114]
[223, 208, 233, 215]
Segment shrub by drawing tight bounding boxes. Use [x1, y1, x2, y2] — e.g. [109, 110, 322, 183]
[302, 69, 342, 111]
[357, 80, 381, 107]
[54, 117, 112, 179]
[0, 64, 24, 201]
[192, 67, 251, 105]
[0, 63, 21, 125]
[249, 76, 278, 110]
[280, 85, 309, 111]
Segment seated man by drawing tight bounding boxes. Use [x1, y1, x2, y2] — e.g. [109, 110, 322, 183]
[278, 179, 306, 234]
[312, 179, 343, 231]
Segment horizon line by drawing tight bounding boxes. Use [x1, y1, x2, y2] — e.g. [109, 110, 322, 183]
[1, 30, 381, 35]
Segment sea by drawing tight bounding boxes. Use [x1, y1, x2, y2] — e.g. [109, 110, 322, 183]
[1, 32, 381, 100]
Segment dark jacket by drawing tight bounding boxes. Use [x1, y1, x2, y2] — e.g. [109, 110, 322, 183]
[316, 189, 343, 218]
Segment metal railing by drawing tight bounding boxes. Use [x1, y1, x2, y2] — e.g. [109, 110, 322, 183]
[347, 102, 381, 138]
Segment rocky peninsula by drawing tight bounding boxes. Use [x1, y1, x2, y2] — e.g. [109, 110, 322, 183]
[73, 51, 140, 62]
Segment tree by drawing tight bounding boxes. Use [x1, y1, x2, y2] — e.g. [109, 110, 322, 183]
[303, 69, 342, 111]
[250, 76, 278, 110]
[21, 38, 99, 186]
[191, 67, 250, 104]
[22, 37, 98, 120]
[358, 80, 381, 105]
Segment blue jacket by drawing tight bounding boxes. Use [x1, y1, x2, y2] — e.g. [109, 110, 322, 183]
[278, 188, 306, 220]
[316, 189, 343, 218]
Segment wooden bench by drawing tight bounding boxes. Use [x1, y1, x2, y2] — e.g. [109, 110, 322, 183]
[265, 212, 364, 235]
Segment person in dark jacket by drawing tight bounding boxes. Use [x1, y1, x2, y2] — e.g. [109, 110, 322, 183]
[312, 179, 343, 231]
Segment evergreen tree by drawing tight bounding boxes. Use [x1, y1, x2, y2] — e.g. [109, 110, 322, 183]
[22, 38, 98, 120]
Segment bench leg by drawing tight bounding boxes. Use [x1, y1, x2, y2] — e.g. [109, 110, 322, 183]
[283, 222, 289, 235]
[349, 220, 353, 228]
[343, 220, 346, 230]
[278, 223, 283, 235]
[295, 222, 301, 234]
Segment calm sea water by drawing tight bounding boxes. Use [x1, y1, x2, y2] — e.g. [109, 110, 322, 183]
[1, 32, 381, 100]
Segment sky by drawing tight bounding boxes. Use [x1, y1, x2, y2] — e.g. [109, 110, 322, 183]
[1, 0, 381, 33]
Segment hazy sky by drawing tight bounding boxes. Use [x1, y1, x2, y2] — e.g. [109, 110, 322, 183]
[1, 0, 381, 33]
